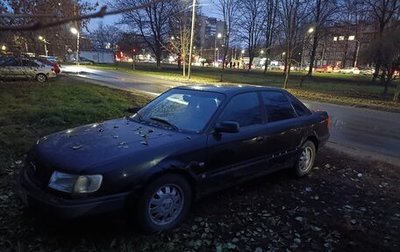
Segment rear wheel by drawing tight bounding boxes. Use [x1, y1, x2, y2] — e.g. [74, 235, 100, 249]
[36, 73, 47, 83]
[295, 140, 316, 177]
[136, 174, 192, 233]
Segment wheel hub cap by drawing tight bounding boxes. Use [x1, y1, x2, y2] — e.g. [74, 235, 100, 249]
[299, 146, 312, 171]
[148, 184, 184, 225]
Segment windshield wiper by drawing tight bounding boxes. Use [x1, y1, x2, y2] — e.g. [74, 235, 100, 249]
[150, 117, 179, 131]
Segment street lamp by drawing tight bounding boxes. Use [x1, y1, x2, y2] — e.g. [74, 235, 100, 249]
[187, 0, 196, 79]
[38, 36, 49, 57]
[70, 27, 80, 65]
[214, 32, 222, 66]
[1, 45, 6, 51]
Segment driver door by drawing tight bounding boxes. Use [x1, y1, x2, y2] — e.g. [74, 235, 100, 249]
[203, 92, 267, 188]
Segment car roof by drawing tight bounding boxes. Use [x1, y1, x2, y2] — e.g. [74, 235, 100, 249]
[175, 84, 285, 95]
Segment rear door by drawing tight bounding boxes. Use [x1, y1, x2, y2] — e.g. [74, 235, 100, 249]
[21, 59, 37, 78]
[260, 91, 303, 170]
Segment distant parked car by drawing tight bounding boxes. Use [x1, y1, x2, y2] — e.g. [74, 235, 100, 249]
[359, 67, 375, 75]
[78, 56, 95, 65]
[339, 67, 360, 74]
[315, 65, 333, 73]
[0, 57, 57, 82]
[20, 85, 330, 232]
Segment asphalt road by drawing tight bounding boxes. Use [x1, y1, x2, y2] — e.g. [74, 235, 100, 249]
[62, 65, 400, 163]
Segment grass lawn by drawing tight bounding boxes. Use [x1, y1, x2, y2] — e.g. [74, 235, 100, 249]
[0, 77, 150, 166]
[90, 62, 400, 112]
[0, 76, 399, 252]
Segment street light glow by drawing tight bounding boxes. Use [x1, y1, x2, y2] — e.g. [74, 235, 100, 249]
[70, 27, 78, 35]
[1, 45, 6, 51]
[38, 36, 44, 41]
[260, 50, 264, 54]
[241, 49, 245, 54]
[171, 36, 175, 40]
[217, 33, 222, 38]
[308, 27, 314, 33]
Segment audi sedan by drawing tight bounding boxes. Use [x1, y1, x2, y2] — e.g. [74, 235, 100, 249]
[20, 85, 330, 232]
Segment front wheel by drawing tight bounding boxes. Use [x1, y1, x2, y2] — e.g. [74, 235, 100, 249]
[136, 174, 192, 233]
[36, 73, 47, 83]
[295, 140, 316, 177]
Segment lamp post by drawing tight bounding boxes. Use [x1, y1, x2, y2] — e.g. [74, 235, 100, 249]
[300, 27, 314, 71]
[187, 0, 196, 79]
[38, 36, 48, 56]
[214, 32, 222, 67]
[70, 27, 80, 65]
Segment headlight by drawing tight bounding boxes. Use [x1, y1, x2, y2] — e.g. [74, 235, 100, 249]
[48, 171, 102, 194]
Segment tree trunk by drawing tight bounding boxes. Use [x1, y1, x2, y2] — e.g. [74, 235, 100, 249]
[307, 33, 318, 76]
[248, 53, 254, 71]
[394, 83, 400, 102]
[372, 63, 381, 81]
[283, 62, 291, 89]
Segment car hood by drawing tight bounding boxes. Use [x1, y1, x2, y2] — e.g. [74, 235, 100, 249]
[32, 117, 190, 173]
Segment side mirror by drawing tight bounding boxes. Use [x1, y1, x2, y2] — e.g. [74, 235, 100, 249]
[215, 121, 240, 133]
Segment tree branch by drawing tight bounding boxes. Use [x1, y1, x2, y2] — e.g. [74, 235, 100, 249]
[0, 0, 172, 31]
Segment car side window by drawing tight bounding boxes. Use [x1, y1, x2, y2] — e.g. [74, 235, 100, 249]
[262, 91, 296, 122]
[287, 93, 311, 117]
[7, 58, 20, 67]
[22, 60, 32, 67]
[218, 92, 262, 127]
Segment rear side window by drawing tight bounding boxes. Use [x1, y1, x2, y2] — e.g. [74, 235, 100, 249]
[262, 91, 296, 122]
[287, 93, 311, 116]
[219, 92, 262, 127]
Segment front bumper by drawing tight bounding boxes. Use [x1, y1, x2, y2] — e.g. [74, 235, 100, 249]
[19, 169, 130, 219]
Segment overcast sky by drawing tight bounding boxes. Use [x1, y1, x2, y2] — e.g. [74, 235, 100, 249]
[87, 0, 219, 31]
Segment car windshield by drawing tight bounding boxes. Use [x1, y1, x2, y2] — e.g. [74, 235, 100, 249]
[132, 89, 225, 133]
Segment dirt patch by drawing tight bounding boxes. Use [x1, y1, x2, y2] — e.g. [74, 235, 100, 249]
[0, 147, 399, 251]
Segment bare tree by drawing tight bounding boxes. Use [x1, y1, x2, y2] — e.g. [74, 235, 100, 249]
[90, 22, 122, 50]
[366, 0, 400, 81]
[278, 0, 310, 88]
[0, 0, 96, 58]
[306, 0, 337, 76]
[263, 0, 278, 73]
[364, 30, 400, 101]
[168, 1, 193, 76]
[112, 0, 177, 68]
[215, 0, 239, 69]
[238, 0, 266, 70]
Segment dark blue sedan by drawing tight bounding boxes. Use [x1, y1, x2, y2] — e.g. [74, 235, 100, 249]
[20, 85, 330, 232]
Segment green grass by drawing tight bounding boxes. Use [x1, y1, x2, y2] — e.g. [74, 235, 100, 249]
[0, 77, 150, 165]
[90, 62, 400, 112]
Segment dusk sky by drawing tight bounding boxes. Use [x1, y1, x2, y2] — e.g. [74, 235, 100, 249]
[87, 0, 219, 31]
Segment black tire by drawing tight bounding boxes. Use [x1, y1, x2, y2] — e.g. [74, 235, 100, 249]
[36, 73, 47, 83]
[294, 140, 316, 177]
[136, 174, 192, 233]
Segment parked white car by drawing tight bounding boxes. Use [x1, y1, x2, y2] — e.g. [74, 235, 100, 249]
[0, 57, 56, 82]
[339, 67, 360, 75]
